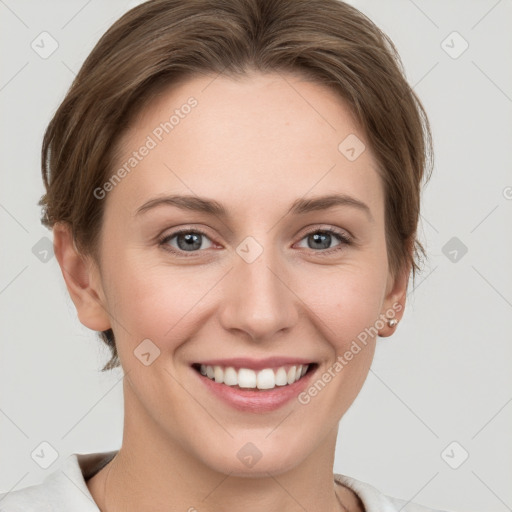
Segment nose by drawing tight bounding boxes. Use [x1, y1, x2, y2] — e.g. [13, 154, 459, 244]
[218, 243, 299, 342]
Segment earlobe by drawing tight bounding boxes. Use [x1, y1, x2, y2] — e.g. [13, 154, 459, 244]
[378, 264, 410, 338]
[52, 222, 111, 332]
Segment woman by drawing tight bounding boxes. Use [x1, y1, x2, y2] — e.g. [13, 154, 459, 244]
[0, 0, 451, 510]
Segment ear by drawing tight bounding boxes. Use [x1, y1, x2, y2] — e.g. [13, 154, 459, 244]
[378, 262, 410, 338]
[52, 222, 111, 332]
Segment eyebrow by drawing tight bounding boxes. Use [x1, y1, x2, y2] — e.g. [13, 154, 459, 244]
[135, 193, 373, 222]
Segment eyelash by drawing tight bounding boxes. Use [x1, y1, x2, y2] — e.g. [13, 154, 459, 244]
[157, 226, 353, 258]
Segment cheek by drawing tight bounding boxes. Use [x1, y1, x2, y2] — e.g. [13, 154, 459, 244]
[303, 263, 387, 344]
[103, 254, 218, 346]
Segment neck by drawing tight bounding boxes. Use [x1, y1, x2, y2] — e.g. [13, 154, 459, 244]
[87, 381, 364, 512]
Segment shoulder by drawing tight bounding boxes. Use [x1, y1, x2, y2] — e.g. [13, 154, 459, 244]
[334, 473, 454, 512]
[0, 451, 116, 512]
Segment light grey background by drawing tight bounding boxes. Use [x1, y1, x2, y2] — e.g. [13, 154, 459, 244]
[1, 1, 511, 511]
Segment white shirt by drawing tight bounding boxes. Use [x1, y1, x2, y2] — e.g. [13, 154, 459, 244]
[0, 451, 451, 511]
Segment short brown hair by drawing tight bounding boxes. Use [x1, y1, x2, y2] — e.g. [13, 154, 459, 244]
[39, 0, 434, 372]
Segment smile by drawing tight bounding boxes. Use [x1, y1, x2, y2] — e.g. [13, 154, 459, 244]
[193, 363, 313, 390]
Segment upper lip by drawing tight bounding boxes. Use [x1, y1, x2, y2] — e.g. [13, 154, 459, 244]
[193, 357, 315, 371]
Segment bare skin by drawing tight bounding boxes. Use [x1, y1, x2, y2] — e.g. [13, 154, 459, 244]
[54, 70, 408, 512]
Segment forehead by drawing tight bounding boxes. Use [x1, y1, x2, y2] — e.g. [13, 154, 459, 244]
[107, 71, 384, 219]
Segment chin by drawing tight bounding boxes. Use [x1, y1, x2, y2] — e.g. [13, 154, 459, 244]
[194, 435, 309, 478]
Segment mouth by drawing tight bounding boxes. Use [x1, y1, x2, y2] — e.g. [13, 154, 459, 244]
[191, 362, 318, 391]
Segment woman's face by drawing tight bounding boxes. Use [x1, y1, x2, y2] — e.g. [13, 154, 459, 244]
[73, 71, 407, 476]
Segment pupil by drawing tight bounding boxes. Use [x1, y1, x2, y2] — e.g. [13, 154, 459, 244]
[178, 233, 201, 251]
[311, 232, 330, 249]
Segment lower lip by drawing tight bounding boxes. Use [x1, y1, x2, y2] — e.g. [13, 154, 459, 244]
[194, 366, 317, 413]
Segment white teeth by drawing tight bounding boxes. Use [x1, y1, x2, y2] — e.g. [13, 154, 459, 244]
[214, 365, 223, 383]
[223, 366, 238, 386]
[197, 363, 310, 390]
[256, 368, 275, 390]
[238, 368, 257, 388]
[275, 367, 288, 386]
[287, 366, 296, 384]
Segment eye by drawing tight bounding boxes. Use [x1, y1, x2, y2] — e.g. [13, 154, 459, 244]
[158, 228, 213, 256]
[295, 227, 352, 254]
[158, 226, 353, 258]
